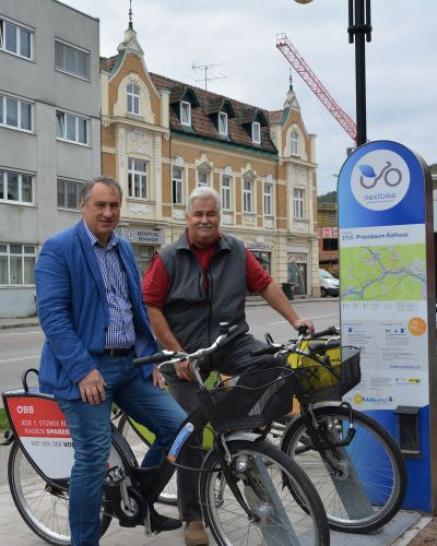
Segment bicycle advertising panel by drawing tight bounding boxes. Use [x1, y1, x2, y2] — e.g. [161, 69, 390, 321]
[4, 392, 123, 480]
[338, 140, 435, 511]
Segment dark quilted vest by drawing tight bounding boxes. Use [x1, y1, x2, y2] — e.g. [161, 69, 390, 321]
[159, 232, 249, 352]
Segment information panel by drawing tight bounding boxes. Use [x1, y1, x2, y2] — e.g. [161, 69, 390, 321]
[338, 140, 435, 511]
[338, 141, 429, 411]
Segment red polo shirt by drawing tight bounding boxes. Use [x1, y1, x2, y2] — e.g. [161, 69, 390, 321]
[142, 237, 272, 309]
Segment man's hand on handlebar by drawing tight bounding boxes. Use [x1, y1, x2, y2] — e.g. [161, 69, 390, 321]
[175, 359, 196, 381]
[293, 318, 315, 334]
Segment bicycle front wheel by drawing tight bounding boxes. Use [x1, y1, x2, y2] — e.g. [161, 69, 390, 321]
[8, 441, 112, 545]
[199, 439, 329, 546]
[281, 406, 407, 533]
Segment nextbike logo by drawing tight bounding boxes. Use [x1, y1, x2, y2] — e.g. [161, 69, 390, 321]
[351, 150, 410, 211]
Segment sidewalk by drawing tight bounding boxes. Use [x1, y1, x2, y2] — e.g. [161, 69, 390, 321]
[0, 475, 433, 546]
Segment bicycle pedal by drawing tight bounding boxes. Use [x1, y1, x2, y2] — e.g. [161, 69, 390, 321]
[105, 465, 125, 485]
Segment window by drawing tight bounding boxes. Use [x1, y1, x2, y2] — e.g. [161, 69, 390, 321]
[218, 112, 228, 136]
[0, 170, 33, 203]
[0, 94, 32, 131]
[0, 243, 36, 285]
[243, 180, 253, 213]
[251, 121, 261, 144]
[0, 17, 32, 59]
[322, 238, 339, 251]
[127, 83, 140, 115]
[290, 130, 299, 155]
[198, 172, 209, 187]
[172, 166, 184, 205]
[56, 111, 88, 144]
[293, 188, 305, 219]
[264, 182, 273, 216]
[180, 101, 191, 126]
[133, 245, 155, 277]
[251, 251, 271, 275]
[128, 158, 148, 199]
[221, 175, 232, 211]
[57, 179, 83, 210]
[55, 40, 90, 79]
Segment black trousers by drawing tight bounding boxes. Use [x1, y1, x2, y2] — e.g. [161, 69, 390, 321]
[162, 333, 279, 522]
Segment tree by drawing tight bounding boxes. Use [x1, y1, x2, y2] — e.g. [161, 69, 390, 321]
[318, 191, 337, 204]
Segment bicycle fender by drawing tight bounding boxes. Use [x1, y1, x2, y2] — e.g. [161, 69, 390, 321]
[224, 431, 264, 443]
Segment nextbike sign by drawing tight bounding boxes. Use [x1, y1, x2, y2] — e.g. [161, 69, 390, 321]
[338, 141, 429, 412]
[351, 150, 409, 211]
[339, 140, 425, 228]
[339, 141, 435, 512]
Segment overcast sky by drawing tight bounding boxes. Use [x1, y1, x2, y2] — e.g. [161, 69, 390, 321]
[65, 0, 436, 195]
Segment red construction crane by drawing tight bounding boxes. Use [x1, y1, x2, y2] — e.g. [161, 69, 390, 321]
[276, 33, 357, 142]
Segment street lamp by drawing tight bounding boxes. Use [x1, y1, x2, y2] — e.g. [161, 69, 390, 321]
[293, 0, 372, 146]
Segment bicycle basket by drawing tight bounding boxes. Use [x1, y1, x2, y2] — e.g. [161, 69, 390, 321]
[287, 345, 361, 402]
[196, 367, 298, 433]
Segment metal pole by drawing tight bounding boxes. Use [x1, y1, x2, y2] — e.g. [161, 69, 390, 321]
[348, 0, 372, 146]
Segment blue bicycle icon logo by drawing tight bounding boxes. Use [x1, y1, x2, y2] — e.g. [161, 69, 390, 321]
[358, 161, 402, 189]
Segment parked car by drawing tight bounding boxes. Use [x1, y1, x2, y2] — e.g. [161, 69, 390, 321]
[319, 268, 339, 297]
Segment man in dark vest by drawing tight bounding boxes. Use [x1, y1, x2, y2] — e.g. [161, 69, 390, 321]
[142, 186, 314, 546]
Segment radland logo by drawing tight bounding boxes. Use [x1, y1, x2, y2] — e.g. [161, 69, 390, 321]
[353, 393, 393, 406]
[351, 150, 410, 211]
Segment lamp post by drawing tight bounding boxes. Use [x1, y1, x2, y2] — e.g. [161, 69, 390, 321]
[294, 0, 372, 147]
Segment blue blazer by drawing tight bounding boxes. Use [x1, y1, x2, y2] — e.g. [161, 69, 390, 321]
[35, 221, 157, 399]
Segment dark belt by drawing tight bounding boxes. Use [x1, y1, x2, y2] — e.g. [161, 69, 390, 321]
[102, 347, 134, 357]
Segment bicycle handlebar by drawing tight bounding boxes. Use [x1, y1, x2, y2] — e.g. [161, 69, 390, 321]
[133, 323, 239, 384]
[249, 325, 340, 358]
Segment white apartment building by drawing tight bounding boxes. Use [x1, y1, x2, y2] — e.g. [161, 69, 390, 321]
[0, 0, 100, 317]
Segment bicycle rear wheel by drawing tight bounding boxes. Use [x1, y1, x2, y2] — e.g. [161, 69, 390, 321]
[117, 413, 178, 506]
[281, 405, 407, 533]
[8, 441, 112, 545]
[199, 438, 329, 546]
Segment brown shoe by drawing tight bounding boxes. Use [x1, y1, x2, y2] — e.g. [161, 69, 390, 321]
[185, 520, 209, 546]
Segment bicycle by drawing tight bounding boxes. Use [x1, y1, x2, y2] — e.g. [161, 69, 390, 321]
[116, 374, 287, 507]
[252, 325, 407, 534]
[1, 370, 183, 545]
[2, 323, 330, 546]
[358, 161, 402, 189]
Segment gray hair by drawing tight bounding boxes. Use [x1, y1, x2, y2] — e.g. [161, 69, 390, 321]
[187, 186, 221, 214]
[80, 176, 123, 203]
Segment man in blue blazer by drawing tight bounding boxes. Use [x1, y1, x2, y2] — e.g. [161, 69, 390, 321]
[35, 176, 186, 546]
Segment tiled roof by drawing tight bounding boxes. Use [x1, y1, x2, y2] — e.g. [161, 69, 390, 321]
[100, 55, 118, 73]
[99, 55, 279, 154]
[150, 72, 277, 154]
[269, 110, 282, 125]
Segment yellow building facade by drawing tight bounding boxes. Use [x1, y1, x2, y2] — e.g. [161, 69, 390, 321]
[101, 24, 319, 296]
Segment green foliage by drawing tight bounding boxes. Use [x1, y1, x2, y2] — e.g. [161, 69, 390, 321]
[318, 191, 337, 204]
[0, 407, 9, 431]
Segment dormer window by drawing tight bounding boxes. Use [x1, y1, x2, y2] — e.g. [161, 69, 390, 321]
[218, 112, 228, 136]
[180, 101, 191, 126]
[290, 130, 299, 156]
[127, 83, 140, 115]
[251, 121, 261, 144]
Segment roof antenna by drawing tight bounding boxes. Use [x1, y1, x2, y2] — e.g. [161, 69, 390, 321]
[128, 0, 133, 29]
